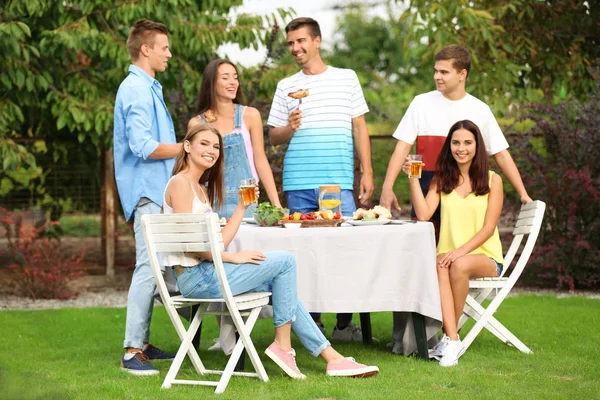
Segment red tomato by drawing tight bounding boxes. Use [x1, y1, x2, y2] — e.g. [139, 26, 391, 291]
[334, 212, 341, 220]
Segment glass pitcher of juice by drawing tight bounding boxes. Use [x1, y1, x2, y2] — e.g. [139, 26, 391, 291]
[318, 185, 342, 214]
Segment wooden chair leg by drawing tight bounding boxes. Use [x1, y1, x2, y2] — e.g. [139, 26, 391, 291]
[359, 312, 372, 344]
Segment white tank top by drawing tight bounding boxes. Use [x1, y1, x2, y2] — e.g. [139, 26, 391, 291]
[161, 176, 212, 267]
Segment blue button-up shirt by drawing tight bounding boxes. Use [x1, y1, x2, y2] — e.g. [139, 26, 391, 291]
[113, 65, 176, 221]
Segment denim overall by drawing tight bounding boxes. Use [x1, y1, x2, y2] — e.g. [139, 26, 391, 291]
[201, 104, 256, 218]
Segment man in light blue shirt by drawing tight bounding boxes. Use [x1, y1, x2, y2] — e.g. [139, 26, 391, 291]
[113, 19, 182, 376]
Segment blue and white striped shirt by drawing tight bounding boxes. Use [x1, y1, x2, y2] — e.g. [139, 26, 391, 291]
[267, 66, 368, 191]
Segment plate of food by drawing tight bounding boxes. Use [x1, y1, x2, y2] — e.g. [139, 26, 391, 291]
[345, 218, 391, 226]
[346, 206, 393, 226]
[252, 202, 289, 226]
[281, 210, 343, 228]
[388, 219, 418, 225]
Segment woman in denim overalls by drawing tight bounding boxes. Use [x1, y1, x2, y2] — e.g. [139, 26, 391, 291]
[188, 59, 282, 218]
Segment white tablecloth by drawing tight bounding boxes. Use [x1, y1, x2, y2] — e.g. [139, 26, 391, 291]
[228, 221, 442, 354]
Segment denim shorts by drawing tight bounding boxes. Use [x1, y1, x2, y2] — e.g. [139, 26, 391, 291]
[491, 258, 504, 277]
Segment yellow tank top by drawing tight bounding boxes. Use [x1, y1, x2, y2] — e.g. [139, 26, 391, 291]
[437, 171, 504, 263]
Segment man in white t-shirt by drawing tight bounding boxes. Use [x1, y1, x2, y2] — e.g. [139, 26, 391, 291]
[268, 17, 374, 342]
[380, 45, 532, 231]
[381, 44, 532, 358]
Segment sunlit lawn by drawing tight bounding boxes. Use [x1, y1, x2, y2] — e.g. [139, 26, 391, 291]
[1, 294, 598, 399]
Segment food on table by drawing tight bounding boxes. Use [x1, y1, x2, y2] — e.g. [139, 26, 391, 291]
[252, 202, 289, 226]
[373, 205, 392, 219]
[353, 206, 392, 221]
[287, 89, 309, 99]
[281, 210, 341, 222]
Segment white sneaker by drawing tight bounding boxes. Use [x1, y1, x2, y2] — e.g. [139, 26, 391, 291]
[331, 323, 363, 342]
[439, 339, 464, 367]
[428, 334, 449, 360]
[207, 338, 222, 351]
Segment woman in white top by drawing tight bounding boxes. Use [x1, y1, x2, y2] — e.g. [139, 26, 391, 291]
[162, 123, 378, 379]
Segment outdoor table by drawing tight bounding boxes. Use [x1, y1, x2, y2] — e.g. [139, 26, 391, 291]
[228, 221, 442, 359]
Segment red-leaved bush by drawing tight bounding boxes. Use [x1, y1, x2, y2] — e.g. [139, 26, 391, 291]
[507, 71, 600, 290]
[0, 207, 85, 299]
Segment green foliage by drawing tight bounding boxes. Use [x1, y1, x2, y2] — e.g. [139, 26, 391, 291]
[0, 135, 44, 196]
[0, 0, 293, 209]
[326, 2, 431, 136]
[403, 0, 600, 110]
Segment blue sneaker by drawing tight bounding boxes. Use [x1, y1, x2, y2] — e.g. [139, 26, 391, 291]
[121, 352, 159, 376]
[143, 344, 175, 360]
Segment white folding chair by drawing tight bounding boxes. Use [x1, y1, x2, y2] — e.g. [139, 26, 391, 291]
[141, 212, 270, 394]
[458, 200, 546, 356]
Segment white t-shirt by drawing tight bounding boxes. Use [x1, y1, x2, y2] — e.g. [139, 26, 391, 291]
[267, 66, 369, 191]
[392, 90, 509, 172]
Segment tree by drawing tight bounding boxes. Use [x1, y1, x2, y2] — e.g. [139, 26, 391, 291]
[1, 0, 293, 277]
[402, 0, 600, 109]
[327, 1, 431, 135]
[0, 0, 293, 202]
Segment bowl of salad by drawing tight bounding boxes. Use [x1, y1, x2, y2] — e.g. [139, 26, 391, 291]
[252, 202, 289, 226]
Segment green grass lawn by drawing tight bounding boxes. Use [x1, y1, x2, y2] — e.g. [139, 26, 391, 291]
[1, 295, 598, 399]
[58, 214, 130, 237]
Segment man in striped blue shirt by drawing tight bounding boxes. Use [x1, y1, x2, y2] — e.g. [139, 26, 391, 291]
[267, 17, 374, 342]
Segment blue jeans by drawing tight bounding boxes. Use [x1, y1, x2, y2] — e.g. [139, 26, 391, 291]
[286, 188, 356, 217]
[124, 201, 162, 349]
[286, 189, 356, 325]
[173, 251, 330, 357]
[217, 131, 256, 219]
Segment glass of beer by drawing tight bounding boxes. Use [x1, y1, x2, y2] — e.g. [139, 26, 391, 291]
[240, 178, 258, 205]
[408, 154, 423, 179]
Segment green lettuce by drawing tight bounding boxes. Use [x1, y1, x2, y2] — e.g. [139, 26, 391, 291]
[252, 202, 289, 226]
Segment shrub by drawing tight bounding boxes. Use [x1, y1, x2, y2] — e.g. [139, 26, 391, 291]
[0, 207, 85, 299]
[508, 73, 600, 290]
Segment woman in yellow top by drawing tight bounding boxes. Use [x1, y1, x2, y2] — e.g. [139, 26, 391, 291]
[407, 119, 504, 368]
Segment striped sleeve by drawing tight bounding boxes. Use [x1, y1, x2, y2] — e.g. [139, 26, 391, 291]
[267, 81, 289, 127]
[350, 71, 369, 118]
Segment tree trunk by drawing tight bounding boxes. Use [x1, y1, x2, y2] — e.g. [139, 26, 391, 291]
[101, 146, 117, 279]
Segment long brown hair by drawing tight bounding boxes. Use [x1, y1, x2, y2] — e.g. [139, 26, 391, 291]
[172, 124, 224, 209]
[432, 120, 490, 196]
[193, 59, 244, 116]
